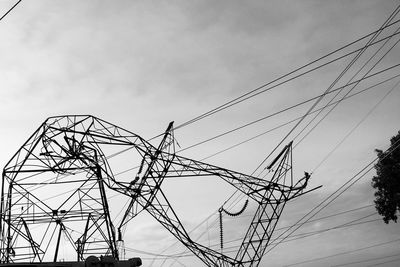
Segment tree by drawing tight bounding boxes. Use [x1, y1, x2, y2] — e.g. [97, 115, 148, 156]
[371, 130, 400, 224]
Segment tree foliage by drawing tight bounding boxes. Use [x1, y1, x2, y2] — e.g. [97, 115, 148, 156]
[371, 130, 400, 224]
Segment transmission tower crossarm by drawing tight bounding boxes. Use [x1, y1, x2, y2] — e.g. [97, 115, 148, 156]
[161, 154, 292, 203]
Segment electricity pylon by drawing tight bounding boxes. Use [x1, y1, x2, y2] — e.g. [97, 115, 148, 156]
[0, 115, 311, 266]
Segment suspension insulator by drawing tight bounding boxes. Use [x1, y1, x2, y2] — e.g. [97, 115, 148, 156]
[219, 209, 223, 251]
[221, 199, 249, 217]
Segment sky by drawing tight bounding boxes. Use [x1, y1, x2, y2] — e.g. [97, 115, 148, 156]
[1, 0, 400, 266]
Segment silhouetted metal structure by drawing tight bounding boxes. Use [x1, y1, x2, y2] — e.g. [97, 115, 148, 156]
[0, 115, 311, 266]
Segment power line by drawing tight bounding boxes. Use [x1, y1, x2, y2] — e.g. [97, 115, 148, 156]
[332, 252, 400, 267]
[6, 4, 400, 266]
[195, 70, 400, 164]
[285, 237, 400, 266]
[266, 165, 374, 253]
[23, 65, 396, 264]
[130, 71, 400, 260]
[154, 202, 378, 261]
[18, 25, 399, 259]
[265, 75, 400, 248]
[162, 80, 389, 251]
[155, 71, 400, 263]
[264, 137, 400, 255]
[240, 8, 400, 256]
[281, 213, 378, 242]
[252, 5, 400, 176]
[108, 7, 400, 266]
[144, 212, 382, 262]
[176, 65, 400, 155]
[366, 257, 400, 267]
[311, 78, 400, 172]
[0, 0, 22, 22]
[197, 73, 400, 258]
[174, 28, 400, 135]
[174, 17, 400, 131]
[148, 8, 400, 258]
[208, 205, 376, 248]
[199, 77, 397, 163]
[215, 216, 380, 255]
[218, 213, 379, 250]
[293, 24, 400, 149]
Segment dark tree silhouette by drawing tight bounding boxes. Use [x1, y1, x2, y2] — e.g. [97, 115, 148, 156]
[372, 130, 400, 224]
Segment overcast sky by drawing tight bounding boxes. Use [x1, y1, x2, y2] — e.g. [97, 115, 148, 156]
[1, 0, 400, 266]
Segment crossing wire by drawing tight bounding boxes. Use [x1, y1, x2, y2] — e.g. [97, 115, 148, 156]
[260, 29, 400, 255]
[200, 72, 400, 162]
[19, 13, 400, 251]
[117, 4, 400, 263]
[311, 77, 400, 173]
[174, 18, 400, 131]
[150, 80, 400, 264]
[263, 137, 400, 256]
[140, 212, 383, 262]
[146, 24, 400, 143]
[4, 3, 400, 264]
[176, 65, 400, 154]
[252, 3, 400, 177]
[332, 252, 400, 267]
[366, 257, 400, 267]
[152, 178, 380, 260]
[10, 36, 400, 267]
[120, 9, 400, 257]
[161, 65, 400, 258]
[178, 7, 400, 258]
[285, 238, 400, 266]
[206, 204, 375, 247]
[13, 64, 400, 245]
[215, 218, 381, 253]
[195, 210, 378, 255]
[293, 24, 400, 149]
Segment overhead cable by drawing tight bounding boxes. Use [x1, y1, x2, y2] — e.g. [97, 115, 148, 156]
[286, 238, 400, 266]
[311, 78, 400, 172]
[174, 17, 400, 131]
[0, 0, 22, 22]
[331, 252, 400, 267]
[252, 5, 400, 176]
[176, 65, 400, 154]
[264, 137, 400, 255]
[293, 26, 400, 148]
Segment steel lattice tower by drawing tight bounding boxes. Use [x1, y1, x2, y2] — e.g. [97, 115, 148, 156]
[0, 115, 312, 266]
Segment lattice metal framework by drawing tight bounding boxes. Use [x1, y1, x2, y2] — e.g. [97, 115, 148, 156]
[0, 115, 311, 266]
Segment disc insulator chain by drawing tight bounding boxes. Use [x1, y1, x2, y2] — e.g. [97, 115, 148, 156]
[218, 208, 223, 252]
[221, 199, 249, 217]
[218, 199, 249, 252]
